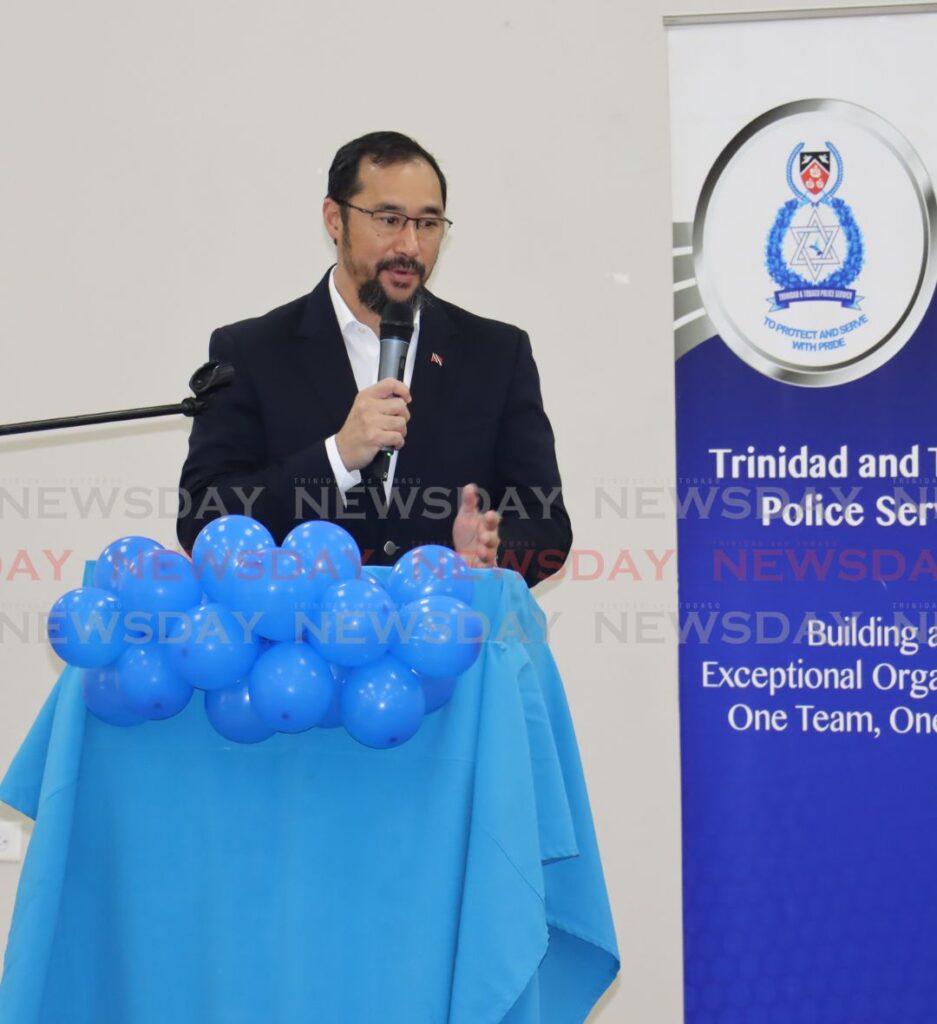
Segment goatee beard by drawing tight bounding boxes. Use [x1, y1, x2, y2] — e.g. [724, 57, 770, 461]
[358, 257, 427, 316]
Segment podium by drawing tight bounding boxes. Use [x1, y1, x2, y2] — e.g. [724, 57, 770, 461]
[0, 564, 618, 1023]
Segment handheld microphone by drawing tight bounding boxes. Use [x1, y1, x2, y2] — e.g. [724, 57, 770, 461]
[367, 301, 415, 480]
[378, 301, 415, 382]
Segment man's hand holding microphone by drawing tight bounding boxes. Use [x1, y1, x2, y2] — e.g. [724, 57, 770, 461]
[333, 299, 500, 568]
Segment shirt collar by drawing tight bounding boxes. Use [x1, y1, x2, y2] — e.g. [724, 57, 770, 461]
[328, 266, 421, 342]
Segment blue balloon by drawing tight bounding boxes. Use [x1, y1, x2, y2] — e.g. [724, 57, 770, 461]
[225, 548, 316, 642]
[387, 544, 474, 607]
[165, 603, 261, 690]
[413, 670, 458, 713]
[283, 520, 361, 604]
[82, 667, 146, 726]
[204, 681, 275, 744]
[391, 596, 484, 678]
[117, 550, 202, 621]
[318, 666, 346, 729]
[248, 642, 333, 733]
[309, 578, 394, 668]
[341, 653, 426, 749]
[48, 588, 126, 668]
[116, 645, 193, 720]
[93, 536, 164, 593]
[192, 515, 275, 603]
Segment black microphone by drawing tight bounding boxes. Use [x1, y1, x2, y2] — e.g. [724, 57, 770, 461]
[365, 302, 415, 482]
[377, 301, 415, 383]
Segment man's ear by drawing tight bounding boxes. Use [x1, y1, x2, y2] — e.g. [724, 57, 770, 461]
[322, 198, 342, 245]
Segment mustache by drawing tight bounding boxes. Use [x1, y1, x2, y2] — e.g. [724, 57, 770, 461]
[376, 256, 426, 278]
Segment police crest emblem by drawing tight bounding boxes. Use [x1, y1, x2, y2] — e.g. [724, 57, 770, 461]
[765, 141, 864, 311]
[692, 99, 936, 387]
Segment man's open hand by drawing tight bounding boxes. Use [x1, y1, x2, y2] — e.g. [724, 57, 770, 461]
[453, 483, 500, 569]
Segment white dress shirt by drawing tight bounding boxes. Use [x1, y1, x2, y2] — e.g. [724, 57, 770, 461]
[324, 268, 421, 503]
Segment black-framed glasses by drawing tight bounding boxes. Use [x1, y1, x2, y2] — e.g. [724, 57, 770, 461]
[339, 201, 452, 240]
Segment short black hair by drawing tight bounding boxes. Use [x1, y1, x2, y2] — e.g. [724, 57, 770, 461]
[327, 131, 447, 208]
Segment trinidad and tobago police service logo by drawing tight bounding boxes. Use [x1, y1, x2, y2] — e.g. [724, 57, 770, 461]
[693, 100, 937, 387]
[766, 143, 864, 311]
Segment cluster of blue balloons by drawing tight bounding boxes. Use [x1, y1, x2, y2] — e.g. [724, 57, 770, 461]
[47, 517, 484, 749]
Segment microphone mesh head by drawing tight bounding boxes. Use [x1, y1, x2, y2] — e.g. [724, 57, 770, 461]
[380, 301, 415, 341]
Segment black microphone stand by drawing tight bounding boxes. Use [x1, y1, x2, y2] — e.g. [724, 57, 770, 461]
[0, 362, 234, 437]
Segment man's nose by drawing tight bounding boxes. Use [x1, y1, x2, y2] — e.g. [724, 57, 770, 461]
[393, 219, 421, 257]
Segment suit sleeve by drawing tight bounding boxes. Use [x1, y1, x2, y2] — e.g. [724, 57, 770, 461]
[494, 331, 573, 586]
[176, 327, 340, 551]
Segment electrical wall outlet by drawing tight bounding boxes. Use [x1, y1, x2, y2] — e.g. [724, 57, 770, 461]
[0, 821, 23, 862]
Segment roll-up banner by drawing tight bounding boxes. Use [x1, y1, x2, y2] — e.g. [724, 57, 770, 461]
[667, 9, 937, 1021]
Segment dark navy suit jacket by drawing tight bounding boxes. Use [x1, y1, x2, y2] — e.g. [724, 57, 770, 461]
[177, 270, 571, 585]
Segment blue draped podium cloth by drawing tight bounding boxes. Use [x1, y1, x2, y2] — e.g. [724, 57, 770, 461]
[0, 564, 618, 1024]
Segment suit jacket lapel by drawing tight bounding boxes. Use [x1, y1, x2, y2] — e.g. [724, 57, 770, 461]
[394, 293, 457, 486]
[294, 269, 359, 436]
[291, 275, 456, 519]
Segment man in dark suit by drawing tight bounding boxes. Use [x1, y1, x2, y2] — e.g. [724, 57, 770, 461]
[177, 132, 571, 586]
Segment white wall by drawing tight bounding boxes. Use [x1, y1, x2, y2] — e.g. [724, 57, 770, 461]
[0, 0, 907, 1018]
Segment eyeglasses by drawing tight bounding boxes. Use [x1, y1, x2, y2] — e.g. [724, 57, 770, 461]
[339, 201, 452, 241]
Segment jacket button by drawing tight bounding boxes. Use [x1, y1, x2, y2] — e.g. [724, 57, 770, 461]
[383, 540, 399, 557]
